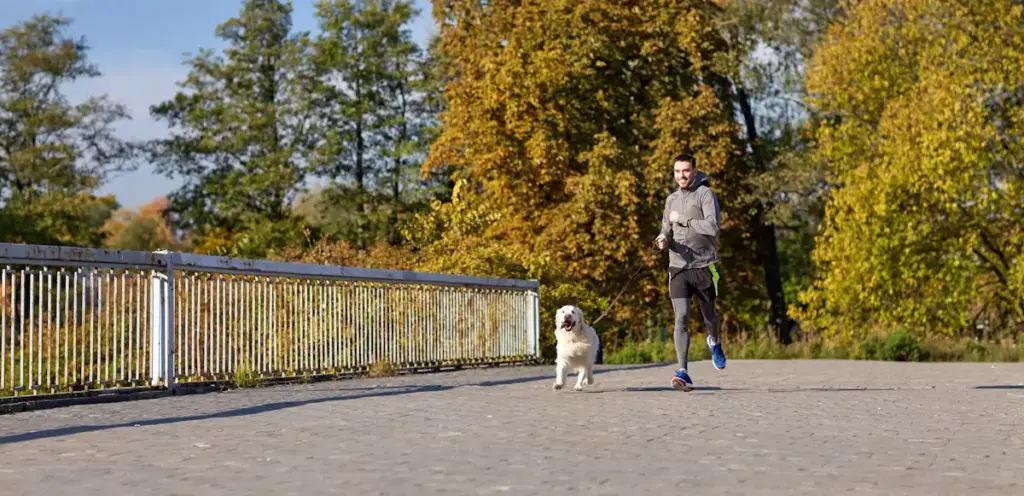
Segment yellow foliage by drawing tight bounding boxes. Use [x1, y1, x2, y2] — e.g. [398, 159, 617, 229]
[799, 0, 1024, 339]
[414, 0, 764, 351]
[189, 227, 237, 256]
[278, 229, 420, 272]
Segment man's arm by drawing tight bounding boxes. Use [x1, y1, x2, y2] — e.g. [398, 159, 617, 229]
[684, 189, 720, 237]
[659, 196, 673, 238]
[656, 195, 673, 249]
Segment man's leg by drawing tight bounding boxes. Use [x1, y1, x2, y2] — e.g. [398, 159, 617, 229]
[672, 297, 691, 371]
[695, 266, 726, 370]
[668, 268, 694, 391]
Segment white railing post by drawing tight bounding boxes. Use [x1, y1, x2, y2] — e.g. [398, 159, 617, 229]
[527, 289, 540, 359]
[150, 251, 176, 389]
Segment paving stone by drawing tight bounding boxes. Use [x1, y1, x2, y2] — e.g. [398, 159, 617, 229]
[1, 360, 1022, 495]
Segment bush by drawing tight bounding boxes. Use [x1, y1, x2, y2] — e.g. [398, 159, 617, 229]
[879, 329, 924, 362]
[600, 327, 1022, 364]
[855, 335, 885, 360]
[603, 339, 675, 365]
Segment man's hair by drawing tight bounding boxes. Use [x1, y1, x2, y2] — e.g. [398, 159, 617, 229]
[673, 153, 696, 167]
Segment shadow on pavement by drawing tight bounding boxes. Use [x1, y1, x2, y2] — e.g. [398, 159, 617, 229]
[757, 387, 922, 393]
[616, 386, 729, 392]
[0, 385, 453, 445]
[468, 362, 669, 388]
[0, 363, 671, 445]
[582, 385, 931, 394]
[8, 362, 958, 444]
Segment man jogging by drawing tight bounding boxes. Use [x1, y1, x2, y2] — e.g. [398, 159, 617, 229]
[654, 153, 727, 391]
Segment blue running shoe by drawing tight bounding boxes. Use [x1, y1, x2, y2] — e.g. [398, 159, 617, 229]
[707, 335, 726, 370]
[671, 369, 694, 392]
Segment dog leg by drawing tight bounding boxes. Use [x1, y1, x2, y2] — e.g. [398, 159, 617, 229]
[583, 364, 595, 386]
[553, 361, 566, 391]
[574, 368, 586, 391]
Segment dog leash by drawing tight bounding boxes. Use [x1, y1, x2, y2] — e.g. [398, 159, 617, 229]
[590, 242, 662, 325]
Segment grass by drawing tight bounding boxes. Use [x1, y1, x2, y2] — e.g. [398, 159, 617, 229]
[230, 366, 260, 388]
[367, 359, 397, 378]
[603, 329, 1024, 365]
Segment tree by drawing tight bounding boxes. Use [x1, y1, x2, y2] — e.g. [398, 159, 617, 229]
[0, 14, 138, 246]
[416, 34, 455, 203]
[310, 0, 437, 247]
[414, 0, 759, 351]
[714, 0, 844, 343]
[149, 0, 317, 258]
[798, 0, 1024, 340]
[374, 1, 436, 245]
[100, 197, 186, 251]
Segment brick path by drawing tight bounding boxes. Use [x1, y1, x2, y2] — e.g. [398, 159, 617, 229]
[1, 360, 1023, 495]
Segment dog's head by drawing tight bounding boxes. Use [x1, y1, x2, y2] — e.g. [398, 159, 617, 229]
[555, 304, 586, 332]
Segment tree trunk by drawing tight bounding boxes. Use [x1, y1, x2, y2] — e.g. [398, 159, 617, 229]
[388, 79, 410, 246]
[735, 85, 793, 344]
[389, 155, 401, 245]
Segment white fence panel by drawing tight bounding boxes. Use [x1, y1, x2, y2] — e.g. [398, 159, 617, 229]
[0, 243, 540, 399]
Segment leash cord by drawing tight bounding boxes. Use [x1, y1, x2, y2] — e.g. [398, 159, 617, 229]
[591, 244, 661, 325]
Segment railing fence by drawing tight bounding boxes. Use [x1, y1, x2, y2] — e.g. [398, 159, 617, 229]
[0, 243, 540, 399]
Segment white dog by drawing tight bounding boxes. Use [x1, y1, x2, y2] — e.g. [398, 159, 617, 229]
[552, 304, 600, 391]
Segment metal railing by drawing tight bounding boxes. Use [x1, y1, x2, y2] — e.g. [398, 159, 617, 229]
[0, 243, 540, 399]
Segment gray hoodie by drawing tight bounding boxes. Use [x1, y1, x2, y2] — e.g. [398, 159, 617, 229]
[658, 171, 721, 269]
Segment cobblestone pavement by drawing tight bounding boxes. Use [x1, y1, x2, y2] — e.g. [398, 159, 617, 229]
[1, 360, 1023, 495]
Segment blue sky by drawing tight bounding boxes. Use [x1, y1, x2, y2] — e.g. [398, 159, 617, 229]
[0, 0, 437, 209]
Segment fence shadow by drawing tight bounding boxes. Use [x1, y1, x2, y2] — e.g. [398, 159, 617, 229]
[468, 362, 670, 388]
[0, 385, 452, 445]
[621, 386, 727, 392]
[0, 363, 672, 444]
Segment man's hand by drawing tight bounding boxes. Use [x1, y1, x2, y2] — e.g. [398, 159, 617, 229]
[655, 234, 667, 250]
[669, 211, 680, 223]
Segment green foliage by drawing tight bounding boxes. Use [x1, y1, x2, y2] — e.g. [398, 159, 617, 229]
[0, 14, 139, 246]
[603, 339, 675, 366]
[148, 0, 317, 257]
[0, 190, 118, 246]
[309, 0, 442, 247]
[231, 366, 260, 389]
[603, 329, 1024, 364]
[855, 329, 923, 362]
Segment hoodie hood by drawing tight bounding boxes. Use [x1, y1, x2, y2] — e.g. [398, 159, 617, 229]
[684, 171, 711, 191]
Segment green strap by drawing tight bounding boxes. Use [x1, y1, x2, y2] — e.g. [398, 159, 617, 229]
[709, 263, 720, 296]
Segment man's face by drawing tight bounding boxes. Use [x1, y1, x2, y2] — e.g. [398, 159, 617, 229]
[674, 160, 695, 189]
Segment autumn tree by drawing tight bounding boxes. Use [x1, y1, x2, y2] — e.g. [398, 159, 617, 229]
[0, 14, 138, 246]
[412, 0, 760, 351]
[798, 0, 1024, 340]
[100, 197, 186, 251]
[149, 0, 317, 258]
[712, 0, 843, 343]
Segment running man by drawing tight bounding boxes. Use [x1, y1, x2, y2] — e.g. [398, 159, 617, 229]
[654, 153, 727, 391]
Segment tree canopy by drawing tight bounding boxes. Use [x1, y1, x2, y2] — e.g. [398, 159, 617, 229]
[409, 0, 769, 349]
[797, 0, 1024, 340]
[0, 14, 138, 246]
